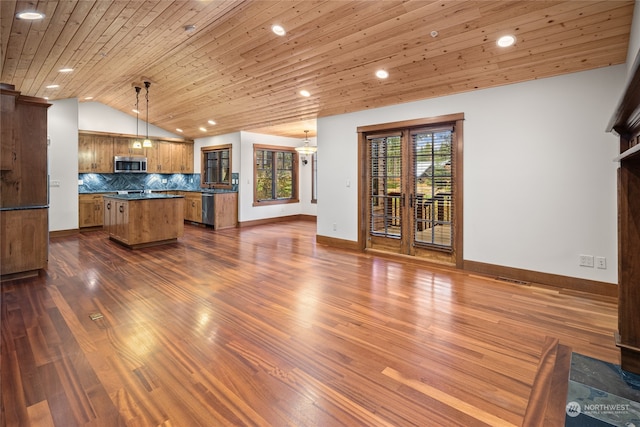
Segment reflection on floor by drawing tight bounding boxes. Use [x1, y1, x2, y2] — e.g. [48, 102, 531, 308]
[566, 353, 640, 426]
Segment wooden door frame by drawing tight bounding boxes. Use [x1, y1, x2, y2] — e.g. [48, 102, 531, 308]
[357, 113, 464, 268]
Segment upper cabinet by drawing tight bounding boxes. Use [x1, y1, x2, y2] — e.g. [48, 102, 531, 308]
[1, 84, 50, 207]
[0, 87, 17, 171]
[79, 133, 114, 173]
[113, 137, 145, 157]
[78, 131, 193, 174]
[171, 143, 194, 173]
[147, 141, 172, 173]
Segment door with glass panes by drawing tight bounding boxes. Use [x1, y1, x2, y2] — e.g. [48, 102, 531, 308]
[366, 124, 455, 261]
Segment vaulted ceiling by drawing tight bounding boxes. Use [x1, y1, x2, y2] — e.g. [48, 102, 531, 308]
[1, 1, 634, 140]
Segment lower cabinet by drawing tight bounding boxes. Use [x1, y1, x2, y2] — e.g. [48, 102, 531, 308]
[79, 194, 104, 227]
[0, 208, 48, 276]
[213, 192, 238, 230]
[104, 199, 129, 243]
[183, 192, 202, 223]
[181, 191, 237, 229]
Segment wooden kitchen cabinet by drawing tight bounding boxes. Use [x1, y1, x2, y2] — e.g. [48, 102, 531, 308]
[1, 86, 50, 208]
[171, 143, 194, 173]
[103, 197, 129, 243]
[1, 84, 50, 279]
[79, 133, 113, 173]
[214, 192, 238, 229]
[0, 208, 48, 276]
[181, 191, 237, 228]
[183, 192, 202, 222]
[103, 195, 184, 248]
[79, 194, 105, 228]
[103, 197, 116, 237]
[79, 131, 194, 175]
[147, 141, 172, 173]
[1, 86, 17, 171]
[113, 137, 145, 157]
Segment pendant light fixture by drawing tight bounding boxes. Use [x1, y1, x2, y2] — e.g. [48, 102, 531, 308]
[295, 130, 317, 155]
[132, 85, 142, 149]
[142, 81, 152, 148]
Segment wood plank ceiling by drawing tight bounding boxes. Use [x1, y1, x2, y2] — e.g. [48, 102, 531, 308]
[1, 1, 635, 140]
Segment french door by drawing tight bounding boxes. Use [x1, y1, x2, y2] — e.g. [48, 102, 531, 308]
[363, 117, 460, 265]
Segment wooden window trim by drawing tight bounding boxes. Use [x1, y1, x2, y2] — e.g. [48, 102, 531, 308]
[357, 113, 464, 268]
[201, 144, 232, 189]
[253, 144, 299, 206]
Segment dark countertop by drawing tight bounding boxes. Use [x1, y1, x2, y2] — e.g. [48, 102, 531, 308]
[0, 205, 48, 211]
[103, 193, 184, 200]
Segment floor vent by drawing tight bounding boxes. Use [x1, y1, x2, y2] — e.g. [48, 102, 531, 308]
[496, 276, 530, 285]
[89, 312, 104, 321]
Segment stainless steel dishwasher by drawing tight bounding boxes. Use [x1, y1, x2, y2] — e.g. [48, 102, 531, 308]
[202, 193, 215, 226]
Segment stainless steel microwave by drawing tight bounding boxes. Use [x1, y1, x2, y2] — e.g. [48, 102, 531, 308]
[114, 156, 147, 173]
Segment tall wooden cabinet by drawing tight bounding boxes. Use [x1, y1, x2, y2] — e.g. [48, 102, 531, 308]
[607, 55, 640, 375]
[0, 83, 50, 278]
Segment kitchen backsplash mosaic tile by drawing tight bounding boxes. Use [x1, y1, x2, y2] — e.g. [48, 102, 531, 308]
[79, 173, 239, 193]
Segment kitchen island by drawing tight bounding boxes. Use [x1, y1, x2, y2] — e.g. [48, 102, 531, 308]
[103, 193, 184, 248]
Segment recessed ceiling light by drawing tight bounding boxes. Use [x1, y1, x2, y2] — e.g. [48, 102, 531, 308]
[375, 70, 389, 79]
[84, 96, 93, 100]
[300, 90, 311, 97]
[176, 128, 183, 133]
[58, 68, 73, 73]
[46, 84, 59, 89]
[199, 127, 207, 132]
[16, 10, 45, 20]
[43, 96, 49, 100]
[184, 24, 196, 33]
[208, 120, 216, 125]
[497, 35, 516, 47]
[272, 25, 286, 36]
[132, 109, 140, 114]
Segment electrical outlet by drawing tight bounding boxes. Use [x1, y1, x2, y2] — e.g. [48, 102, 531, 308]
[596, 256, 607, 269]
[579, 254, 594, 267]
[50, 180, 61, 187]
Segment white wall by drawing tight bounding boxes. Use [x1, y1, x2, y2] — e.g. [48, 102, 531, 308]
[193, 132, 242, 177]
[79, 101, 180, 139]
[194, 131, 317, 223]
[48, 99, 79, 231]
[237, 131, 317, 222]
[317, 65, 625, 284]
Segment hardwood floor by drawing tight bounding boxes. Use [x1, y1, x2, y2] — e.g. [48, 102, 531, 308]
[1, 221, 618, 426]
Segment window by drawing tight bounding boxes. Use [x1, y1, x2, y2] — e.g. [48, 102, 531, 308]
[253, 145, 299, 205]
[201, 144, 231, 188]
[412, 126, 454, 248]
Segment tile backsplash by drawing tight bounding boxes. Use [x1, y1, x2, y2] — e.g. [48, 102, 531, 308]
[79, 173, 239, 193]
